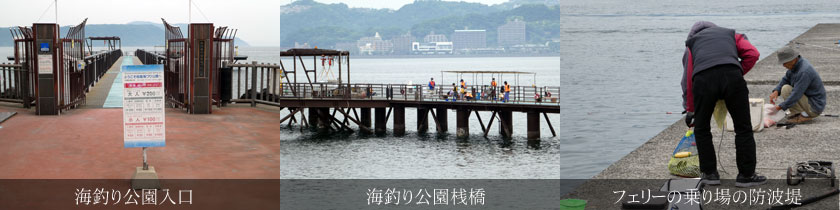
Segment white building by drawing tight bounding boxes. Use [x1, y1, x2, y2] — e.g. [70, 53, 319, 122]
[411, 42, 453, 54]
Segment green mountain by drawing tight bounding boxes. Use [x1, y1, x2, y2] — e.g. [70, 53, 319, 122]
[493, 0, 561, 10]
[281, 0, 562, 48]
[0, 23, 251, 47]
[280, 0, 560, 48]
[411, 4, 561, 45]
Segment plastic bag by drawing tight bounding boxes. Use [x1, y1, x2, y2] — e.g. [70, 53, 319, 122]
[668, 130, 700, 177]
[763, 104, 785, 127]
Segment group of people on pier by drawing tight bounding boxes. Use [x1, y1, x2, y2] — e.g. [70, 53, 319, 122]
[428, 77, 548, 103]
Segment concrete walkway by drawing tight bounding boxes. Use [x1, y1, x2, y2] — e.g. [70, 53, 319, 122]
[564, 23, 840, 209]
[0, 104, 281, 179]
[81, 56, 141, 108]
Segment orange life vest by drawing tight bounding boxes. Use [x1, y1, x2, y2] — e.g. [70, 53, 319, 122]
[504, 84, 511, 92]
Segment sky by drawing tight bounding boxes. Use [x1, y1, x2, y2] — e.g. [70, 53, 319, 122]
[0, 0, 282, 46]
[0, 0, 510, 46]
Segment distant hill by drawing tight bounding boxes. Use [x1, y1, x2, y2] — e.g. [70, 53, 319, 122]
[493, 0, 561, 10]
[280, 0, 560, 48]
[0, 22, 251, 47]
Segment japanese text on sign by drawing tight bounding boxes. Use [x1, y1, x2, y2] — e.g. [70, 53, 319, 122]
[122, 65, 165, 148]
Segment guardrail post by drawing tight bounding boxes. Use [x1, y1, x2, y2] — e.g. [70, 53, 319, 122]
[250, 61, 257, 107]
[21, 63, 30, 108]
[418, 85, 423, 101]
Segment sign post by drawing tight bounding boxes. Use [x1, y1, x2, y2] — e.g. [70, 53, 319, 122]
[33, 23, 59, 115]
[122, 64, 165, 189]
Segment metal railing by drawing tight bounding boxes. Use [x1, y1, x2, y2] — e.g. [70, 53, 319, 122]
[0, 50, 121, 109]
[59, 18, 88, 109]
[271, 82, 559, 105]
[0, 63, 30, 106]
[227, 61, 282, 107]
[217, 58, 559, 106]
[63, 49, 122, 109]
[135, 49, 165, 65]
[85, 49, 123, 87]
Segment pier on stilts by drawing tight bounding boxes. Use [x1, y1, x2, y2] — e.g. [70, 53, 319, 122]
[267, 49, 560, 146]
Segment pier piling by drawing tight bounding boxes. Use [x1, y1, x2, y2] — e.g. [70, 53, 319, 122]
[499, 110, 513, 138]
[360, 108, 372, 134]
[393, 106, 405, 136]
[308, 108, 318, 127]
[375, 107, 386, 135]
[437, 108, 448, 132]
[456, 109, 470, 138]
[527, 111, 540, 147]
[318, 108, 330, 130]
[417, 108, 429, 133]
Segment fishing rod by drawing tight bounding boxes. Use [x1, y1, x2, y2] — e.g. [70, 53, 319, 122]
[586, 111, 684, 115]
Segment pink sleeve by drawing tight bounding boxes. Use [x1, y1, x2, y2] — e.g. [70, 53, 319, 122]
[735, 33, 759, 74]
[682, 48, 695, 112]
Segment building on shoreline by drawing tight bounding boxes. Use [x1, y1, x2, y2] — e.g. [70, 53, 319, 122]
[423, 31, 448, 43]
[392, 33, 416, 55]
[452, 29, 486, 50]
[357, 32, 393, 55]
[411, 41, 453, 54]
[498, 19, 526, 47]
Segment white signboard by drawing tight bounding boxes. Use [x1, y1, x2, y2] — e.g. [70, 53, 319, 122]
[122, 65, 166, 148]
[38, 54, 52, 74]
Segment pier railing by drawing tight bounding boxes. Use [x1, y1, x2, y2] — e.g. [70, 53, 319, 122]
[63, 49, 122, 109]
[227, 61, 282, 107]
[216, 59, 558, 106]
[132, 53, 559, 108]
[269, 82, 559, 105]
[135, 49, 165, 65]
[0, 63, 30, 106]
[85, 49, 122, 87]
[68, 50, 122, 109]
[0, 49, 121, 109]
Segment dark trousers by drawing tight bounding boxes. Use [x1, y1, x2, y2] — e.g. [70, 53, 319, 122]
[693, 64, 756, 176]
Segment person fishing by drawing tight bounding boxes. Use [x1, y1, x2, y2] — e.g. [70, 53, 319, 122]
[503, 81, 511, 102]
[768, 46, 826, 124]
[460, 83, 467, 99]
[490, 78, 498, 100]
[682, 21, 765, 187]
[452, 83, 458, 100]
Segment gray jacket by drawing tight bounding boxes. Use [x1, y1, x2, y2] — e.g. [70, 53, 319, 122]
[773, 57, 826, 114]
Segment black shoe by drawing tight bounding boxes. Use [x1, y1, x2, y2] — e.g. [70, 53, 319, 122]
[735, 173, 767, 187]
[700, 172, 721, 185]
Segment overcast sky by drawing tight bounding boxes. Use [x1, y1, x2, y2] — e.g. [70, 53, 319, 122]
[0, 0, 510, 46]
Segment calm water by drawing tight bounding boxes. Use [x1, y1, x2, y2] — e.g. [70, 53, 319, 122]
[558, 0, 840, 179]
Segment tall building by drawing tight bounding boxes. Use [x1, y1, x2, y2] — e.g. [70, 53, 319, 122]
[423, 31, 448, 43]
[391, 34, 416, 55]
[498, 19, 526, 47]
[356, 32, 394, 55]
[451, 30, 486, 49]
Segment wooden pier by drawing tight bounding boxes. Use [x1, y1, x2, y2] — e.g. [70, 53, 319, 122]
[267, 49, 560, 145]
